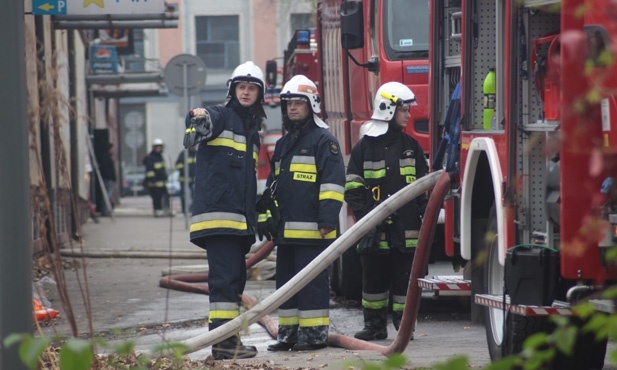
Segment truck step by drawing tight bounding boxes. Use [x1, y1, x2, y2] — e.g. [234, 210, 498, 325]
[418, 276, 471, 296]
[475, 294, 573, 317]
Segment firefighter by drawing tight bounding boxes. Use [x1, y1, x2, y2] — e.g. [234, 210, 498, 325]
[174, 145, 197, 213]
[183, 61, 266, 360]
[259, 75, 345, 352]
[345, 82, 428, 341]
[143, 138, 170, 217]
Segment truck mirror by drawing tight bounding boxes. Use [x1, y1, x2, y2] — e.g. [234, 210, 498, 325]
[265, 60, 278, 88]
[341, 1, 364, 50]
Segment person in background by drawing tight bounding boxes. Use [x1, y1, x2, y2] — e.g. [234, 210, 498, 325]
[143, 138, 170, 217]
[175, 145, 197, 213]
[183, 61, 266, 360]
[345, 82, 428, 341]
[260, 75, 345, 352]
[98, 143, 116, 216]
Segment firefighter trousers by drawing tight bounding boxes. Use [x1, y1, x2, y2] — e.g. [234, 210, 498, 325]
[201, 235, 252, 334]
[276, 243, 330, 345]
[360, 249, 414, 329]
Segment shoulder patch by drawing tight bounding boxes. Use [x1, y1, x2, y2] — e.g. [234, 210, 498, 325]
[299, 148, 309, 154]
[329, 141, 339, 155]
[403, 149, 415, 157]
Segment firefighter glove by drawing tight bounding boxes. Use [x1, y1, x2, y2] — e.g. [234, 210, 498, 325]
[184, 110, 212, 148]
[356, 224, 382, 254]
[256, 194, 279, 241]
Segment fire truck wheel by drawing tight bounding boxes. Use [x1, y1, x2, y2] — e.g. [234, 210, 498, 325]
[330, 247, 362, 301]
[482, 203, 550, 359]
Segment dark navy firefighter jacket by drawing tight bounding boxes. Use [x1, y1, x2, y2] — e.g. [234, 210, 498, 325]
[265, 120, 345, 246]
[185, 99, 263, 246]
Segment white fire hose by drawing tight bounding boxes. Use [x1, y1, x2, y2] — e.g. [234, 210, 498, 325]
[164, 170, 443, 354]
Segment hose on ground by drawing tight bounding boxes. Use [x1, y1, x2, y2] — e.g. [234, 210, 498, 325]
[152, 170, 445, 355]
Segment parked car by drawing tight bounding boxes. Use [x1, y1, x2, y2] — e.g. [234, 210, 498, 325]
[121, 172, 147, 197]
[166, 170, 181, 196]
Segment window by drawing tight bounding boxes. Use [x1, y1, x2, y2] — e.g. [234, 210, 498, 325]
[124, 29, 144, 72]
[383, 0, 429, 60]
[195, 16, 240, 70]
[290, 13, 315, 34]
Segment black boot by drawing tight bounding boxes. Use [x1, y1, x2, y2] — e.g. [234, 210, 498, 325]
[354, 308, 387, 341]
[267, 341, 295, 351]
[211, 335, 257, 360]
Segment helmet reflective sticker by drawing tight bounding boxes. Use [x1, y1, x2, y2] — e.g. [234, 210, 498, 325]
[371, 82, 417, 122]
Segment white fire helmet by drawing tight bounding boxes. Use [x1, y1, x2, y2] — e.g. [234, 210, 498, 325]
[226, 61, 266, 101]
[280, 75, 328, 128]
[361, 82, 417, 137]
[152, 138, 164, 146]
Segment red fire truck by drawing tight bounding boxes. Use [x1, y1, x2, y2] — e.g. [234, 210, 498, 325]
[268, 2, 457, 300]
[429, 0, 617, 366]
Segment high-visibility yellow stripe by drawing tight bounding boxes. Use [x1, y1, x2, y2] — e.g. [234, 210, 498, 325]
[290, 163, 317, 173]
[406, 239, 418, 248]
[154, 162, 165, 169]
[191, 219, 247, 232]
[207, 137, 246, 152]
[400, 167, 416, 175]
[284, 229, 336, 239]
[362, 299, 388, 309]
[253, 151, 258, 162]
[299, 317, 330, 327]
[345, 182, 364, 190]
[146, 171, 155, 177]
[392, 303, 405, 312]
[279, 316, 300, 326]
[319, 191, 344, 202]
[209, 309, 239, 320]
[364, 169, 386, 179]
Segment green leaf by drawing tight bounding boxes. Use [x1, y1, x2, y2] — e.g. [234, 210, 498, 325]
[19, 336, 53, 370]
[553, 326, 577, 356]
[431, 355, 469, 370]
[3, 333, 28, 348]
[383, 353, 406, 368]
[602, 286, 617, 299]
[59, 338, 94, 370]
[524, 332, 548, 350]
[573, 303, 595, 318]
[113, 340, 135, 356]
[486, 356, 520, 370]
[364, 363, 381, 370]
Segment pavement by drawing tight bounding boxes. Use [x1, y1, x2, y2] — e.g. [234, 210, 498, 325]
[36, 195, 495, 369]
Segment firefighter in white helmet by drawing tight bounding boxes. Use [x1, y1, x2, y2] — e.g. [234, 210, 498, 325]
[142, 138, 170, 217]
[259, 75, 345, 352]
[183, 61, 266, 360]
[345, 81, 428, 341]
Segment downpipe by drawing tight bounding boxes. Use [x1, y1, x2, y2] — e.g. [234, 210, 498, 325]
[161, 170, 446, 355]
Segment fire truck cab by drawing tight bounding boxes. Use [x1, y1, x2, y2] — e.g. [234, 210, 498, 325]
[430, 0, 617, 366]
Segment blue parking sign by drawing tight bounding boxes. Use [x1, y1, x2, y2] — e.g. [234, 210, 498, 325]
[32, 0, 67, 15]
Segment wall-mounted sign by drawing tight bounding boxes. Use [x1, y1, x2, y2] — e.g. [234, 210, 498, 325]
[89, 45, 119, 74]
[33, 0, 166, 16]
